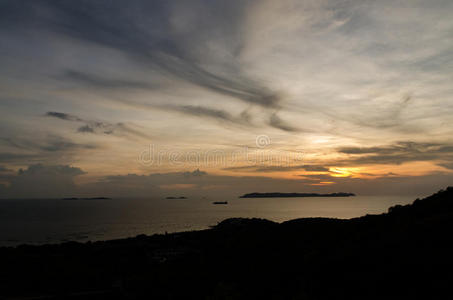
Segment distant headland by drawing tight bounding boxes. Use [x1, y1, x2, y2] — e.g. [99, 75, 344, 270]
[166, 196, 188, 199]
[239, 192, 356, 198]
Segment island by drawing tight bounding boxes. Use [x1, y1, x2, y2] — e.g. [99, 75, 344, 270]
[165, 196, 187, 199]
[239, 192, 356, 198]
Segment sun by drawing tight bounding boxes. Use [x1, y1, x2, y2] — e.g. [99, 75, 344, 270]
[329, 167, 359, 178]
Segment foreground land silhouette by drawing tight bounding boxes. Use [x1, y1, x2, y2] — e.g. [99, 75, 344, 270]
[2, 187, 453, 299]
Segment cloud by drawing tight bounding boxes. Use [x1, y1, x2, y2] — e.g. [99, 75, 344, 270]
[337, 141, 453, 165]
[343, 94, 416, 132]
[0, 164, 85, 198]
[0, 166, 13, 172]
[2, 0, 281, 108]
[224, 164, 329, 172]
[169, 105, 235, 121]
[0, 152, 38, 162]
[46, 112, 82, 122]
[46, 111, 151, 139]
[0, 135, 96, 166]
[17, 164, 85, 177]
[161, 104, 253, 125]
[1, 135, 95, 153]
[269, 112, 300, 132]
[77, 125, 95, 133]
[183, 169, 207, 177]
[438, 162, 453, 170]
[301, 165, 330, 172]
[42, 136, 95, 152]
[62, 70, 155, 90]
[160, 183, 196, 190]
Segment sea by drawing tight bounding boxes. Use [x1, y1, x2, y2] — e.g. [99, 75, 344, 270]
[0, 195, 415, 247]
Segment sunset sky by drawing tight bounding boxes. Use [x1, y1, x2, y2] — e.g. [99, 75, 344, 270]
[1, 0, 453, 198]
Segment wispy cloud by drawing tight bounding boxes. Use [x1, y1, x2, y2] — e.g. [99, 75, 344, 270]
[0, 135, 96, 166]
[337, 141, 453, 165]
[2, 1, 281, 108]
[269, 112, 300, 132]
[224, 164, 329, 172]
[1, 135, 95, 153]
[62, 70, 156, 90]
[46, 111, 151, 139]
[46, 112, 82, 122]
[161, 105, 253, 126]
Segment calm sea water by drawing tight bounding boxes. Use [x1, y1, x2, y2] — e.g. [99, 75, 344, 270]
[0, 196, 414, 247]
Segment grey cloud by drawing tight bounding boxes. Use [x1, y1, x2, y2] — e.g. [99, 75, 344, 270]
[302, 165, 330, 172]
[269, 113, 299, 132]
[77, 125, 94, 133]
[183, 169, 207, 177]
[224, 164, 329, 172]
[62, 70, 155, 90]
[321, 93, 418, 134]
[114, 123, 152, 140]
[46, 111, 82, 122]
[298, 173, 335, 180]
[46, 111, 151, 139]
[17, 164, 85, 177]
[163, 105, 252, 125]
[0, 152, 38, 162]
[2, 0, 280, 108]
[254, 164, 329, 172]
[40, 136, 95, 152]
[0, 164, 85, 198]
[0, 166, 13, 172]
[0, 135, 96, 166]
[1, 135, 95, 153]
[173, 105, 234, 121]
[362, 94, 414, 130]
[222, 165, 256, 171]
[438, 162, 453, 170]
[337, 141, 453, 165]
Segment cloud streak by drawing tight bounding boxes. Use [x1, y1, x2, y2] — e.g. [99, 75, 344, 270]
[3, 0, 281, 108]
[62, 70, 156, 90]
[224, 164, 329, 172]
[46, 112, 82, 122]
[269, 112, 300, 132]
[1, 135, 95, 153]
[337, 141, 453, 165]
[161, 105, 253, 126]
[46, 111, 151, 139]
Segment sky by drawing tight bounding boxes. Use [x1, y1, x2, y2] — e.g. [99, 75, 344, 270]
[1, 0, 453, 198]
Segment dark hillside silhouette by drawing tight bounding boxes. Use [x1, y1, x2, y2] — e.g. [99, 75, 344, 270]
[1, 187, 453, 299]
